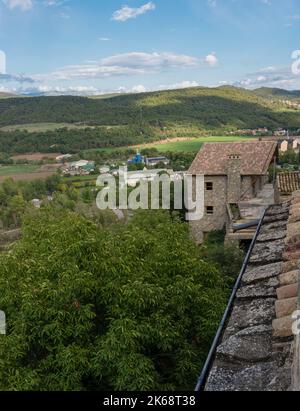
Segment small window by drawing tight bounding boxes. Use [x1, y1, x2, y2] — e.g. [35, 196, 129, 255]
[206, 206, 214, 215]
[206, 182, 213, 191]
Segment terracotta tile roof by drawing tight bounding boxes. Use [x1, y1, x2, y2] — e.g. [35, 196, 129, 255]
[188, 141, 277, 176]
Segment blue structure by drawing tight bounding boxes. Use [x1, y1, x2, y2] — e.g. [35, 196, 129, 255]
[128, 152, 144, 165]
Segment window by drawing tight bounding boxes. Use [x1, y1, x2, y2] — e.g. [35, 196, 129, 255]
[206, 206, 214, 215]
[206, 182, 213, 191]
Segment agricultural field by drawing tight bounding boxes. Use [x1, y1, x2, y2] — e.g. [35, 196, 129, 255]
[11, 152, 61, 161]
[85, 136, 257, 156]
[0, 123, 92, 132]
[0, 164, 40, 176]
[0, 164, 59, 183]
[136, 136, 256, 153]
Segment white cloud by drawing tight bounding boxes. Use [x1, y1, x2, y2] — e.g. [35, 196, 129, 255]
[131, 84, 147, 93]
[33, 51, 214, 81]
[205, 53, 218, 67]
[2, 0, 33, 10]
[101, 52, 199, 69]
[234, 65, 300, 90]
[112, 1, 155, 22]
[4, 80, 202, 96]
[157, 80, 200, 90]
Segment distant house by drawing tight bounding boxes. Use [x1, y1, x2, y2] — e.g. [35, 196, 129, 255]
[63, 160, 95, 176]
[119, 168, 178, 188]
[262, 136, 300, 153]
[127, 152, 170, 167]
[145, 157, 170, 167]
[188, 141, 278, 245]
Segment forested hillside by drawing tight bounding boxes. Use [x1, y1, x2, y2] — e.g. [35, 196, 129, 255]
[0, 86, 300, 154]
[254, 87, 300, 100]
[1, 86, 300, 129]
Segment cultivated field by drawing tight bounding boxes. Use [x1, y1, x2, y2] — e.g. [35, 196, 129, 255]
[85, 136, 257, 155]
[11, 152, 61, 161]
[0, 171, 55, 183]
[0, 165, 40, 176]
[0, 163, 60, 183]
[1, 123, 92, 132]
[136, 136, 256, 153]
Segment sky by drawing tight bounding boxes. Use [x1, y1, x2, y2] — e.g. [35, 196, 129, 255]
[0, 0, 300, 95]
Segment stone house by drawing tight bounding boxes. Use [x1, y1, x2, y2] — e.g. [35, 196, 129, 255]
[188, 141, 278, 244]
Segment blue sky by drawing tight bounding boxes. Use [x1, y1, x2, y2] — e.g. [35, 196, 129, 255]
[0, 0, 300, 95]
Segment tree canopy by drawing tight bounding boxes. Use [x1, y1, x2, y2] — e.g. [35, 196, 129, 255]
[0, 209, 227, 391]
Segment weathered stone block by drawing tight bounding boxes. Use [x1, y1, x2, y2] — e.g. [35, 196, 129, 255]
[289, 214, 300, 224]
[205, 362, 278, 392]
[264, 213, 289, 224]
[260, 220, 287, 233]
[206, 362, 277, 392]
[275, 298, 298, 319]
[237, 282, 277, 300]
[225, 298, 276, 336]
[283, 250, 300, 262]
[277, 283, 298, 300]
[250, 240, 285, 265]
[257, 228, 286, 242]
[285, 234, 300, 248]
[279, 270, 300, 286]
[273, 315, 293, 338]
[243, 262, 282, 285]
[289, 206, 300, 216]
[283, 259, 300, 273]
[217, 325, 272, 362]
[267, 205, 289, 216]
[286, 222, 300, 239]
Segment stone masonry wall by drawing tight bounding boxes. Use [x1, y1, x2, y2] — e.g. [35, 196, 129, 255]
[205, 202, 294, 391]
[190, 176, 228, 244]
[227, 155, 241, 204]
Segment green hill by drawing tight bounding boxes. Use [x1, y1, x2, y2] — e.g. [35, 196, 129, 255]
[254, 87, 300, 100]
[0, 86, 300, 154]
[0, 86, 299, 129]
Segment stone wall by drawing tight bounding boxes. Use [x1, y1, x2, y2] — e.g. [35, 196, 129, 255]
[189, 176, 228, 244]
[272, 191, 300, 391]
[227, 155, 241, 204]
[205, 202, 293, 391]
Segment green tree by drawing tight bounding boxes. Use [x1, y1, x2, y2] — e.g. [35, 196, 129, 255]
[0, 209, 227, 391]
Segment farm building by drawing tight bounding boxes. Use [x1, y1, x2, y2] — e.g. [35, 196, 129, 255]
[63, 160, 95, 176]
